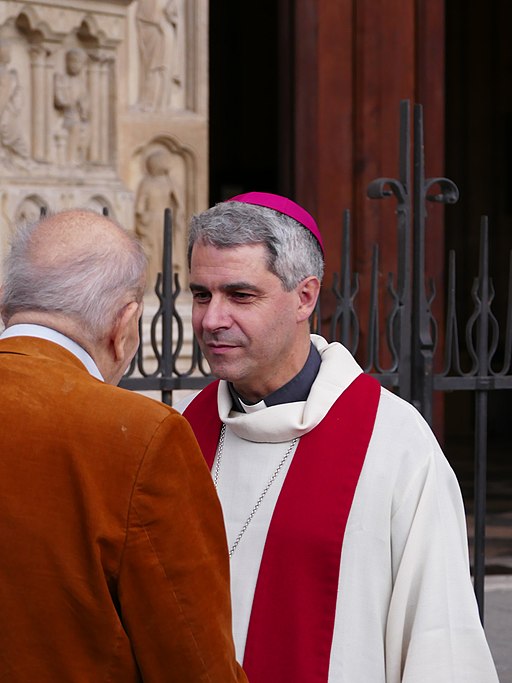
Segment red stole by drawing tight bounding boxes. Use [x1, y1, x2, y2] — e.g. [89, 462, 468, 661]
[184, 373, 380, 683]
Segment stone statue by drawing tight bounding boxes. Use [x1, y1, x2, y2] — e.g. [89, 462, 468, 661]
[136, 0, 184, 111]
[0, 40, 29, 160]
[135, 149, 183, 292]
[54, 48, 90, 165]
[164, 0, 184, 107]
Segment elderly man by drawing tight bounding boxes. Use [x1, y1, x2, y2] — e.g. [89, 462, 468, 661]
[180, 192, 499, 683]
[0, 209, 246, 683]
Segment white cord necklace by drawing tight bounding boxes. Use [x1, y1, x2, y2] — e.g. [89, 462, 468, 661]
[213, 423, 298, 557]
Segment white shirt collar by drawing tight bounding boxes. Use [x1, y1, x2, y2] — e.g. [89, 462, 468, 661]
[0, 323, 104, 381]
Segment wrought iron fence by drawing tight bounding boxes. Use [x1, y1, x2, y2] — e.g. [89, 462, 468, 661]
[120, 100, 512, 622]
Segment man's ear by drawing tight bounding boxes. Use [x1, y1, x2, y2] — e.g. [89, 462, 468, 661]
[296, 276, 321, 323]
[111, 301, 141, 364]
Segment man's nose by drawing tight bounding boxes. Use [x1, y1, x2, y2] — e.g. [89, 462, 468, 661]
[201, 296, 231, 332]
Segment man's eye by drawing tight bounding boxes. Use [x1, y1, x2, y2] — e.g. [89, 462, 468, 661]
[192, 291, 211, 302]
[231, 292, 253, 301]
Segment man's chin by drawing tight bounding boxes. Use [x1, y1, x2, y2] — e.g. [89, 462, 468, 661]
[209, 365, 235, 382]
[204, 357, 246, 385]
[202, 347, 240, 372]
[201, 354, 230, 378]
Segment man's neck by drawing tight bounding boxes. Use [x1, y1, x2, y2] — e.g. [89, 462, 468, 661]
[229, 343, 322, 412]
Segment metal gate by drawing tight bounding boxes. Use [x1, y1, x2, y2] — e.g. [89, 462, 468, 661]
[120, 100, 512, 621]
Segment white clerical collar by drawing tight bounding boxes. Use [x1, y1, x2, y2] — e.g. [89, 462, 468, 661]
[239, 399, 267, 413]
[0, 323, 104, 381]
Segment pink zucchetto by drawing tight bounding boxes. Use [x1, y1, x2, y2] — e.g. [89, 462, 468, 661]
[226, 191, 324, 256]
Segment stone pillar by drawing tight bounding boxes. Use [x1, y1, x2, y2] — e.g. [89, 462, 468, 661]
[44, 56, 54, 163]
[29, 46, 46, 161]
[99, 56, 110, 165]
[88, 58, 101, 163]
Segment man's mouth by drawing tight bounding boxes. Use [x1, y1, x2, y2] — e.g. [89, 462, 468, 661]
[205, 342, 237, 352]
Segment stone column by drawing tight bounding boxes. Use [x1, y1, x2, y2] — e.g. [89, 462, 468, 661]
[99, 56, 110, 164]
[88, 57, 101, 163]
[45, 55, 55, 163]
[29, 46, 46, 161]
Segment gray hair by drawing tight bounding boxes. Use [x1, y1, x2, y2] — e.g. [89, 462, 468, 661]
[1, 210, 147, 340]
[188, 201, 324, 290]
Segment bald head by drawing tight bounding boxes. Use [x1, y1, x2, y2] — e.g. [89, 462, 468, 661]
[1, 209, 146, 343]
[27, 210, 137, 271]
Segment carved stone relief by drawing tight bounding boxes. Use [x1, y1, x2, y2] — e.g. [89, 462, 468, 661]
[0, 10, 118, 172]
[0, 2, 134, 261]
[134, 139, 193, 291]
[48, 46, 114, 169]
[135, 0, 186, 112]
[53, 47, 91, 166]
[0, 39, 29, 163]
[85, 195, 115, 218]
[0, 0, 208, 316]
[14, 194, 47, 227]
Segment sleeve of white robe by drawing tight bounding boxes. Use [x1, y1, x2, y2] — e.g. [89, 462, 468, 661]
[385, 434, 498, 683]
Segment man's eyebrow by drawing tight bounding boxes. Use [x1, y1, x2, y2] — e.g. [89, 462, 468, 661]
[223, 282, 261, 292]
[189, 282, 261, 293]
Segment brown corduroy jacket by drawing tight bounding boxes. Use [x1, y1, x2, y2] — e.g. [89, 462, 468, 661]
[0, 335, 247, 683]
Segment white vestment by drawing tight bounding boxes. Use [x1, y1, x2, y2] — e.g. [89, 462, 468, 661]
[178, 334, 499, 682]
